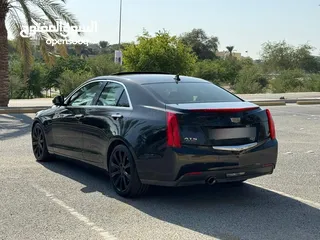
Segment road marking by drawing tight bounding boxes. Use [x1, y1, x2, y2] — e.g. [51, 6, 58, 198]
[283, 152, 293, 155]
[249, 183, 320, 209]
[306, 150, 314, 154]
[32, 184, 117, 240]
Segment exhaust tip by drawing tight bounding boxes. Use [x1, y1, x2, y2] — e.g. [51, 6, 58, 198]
[206, 177, 216, 185]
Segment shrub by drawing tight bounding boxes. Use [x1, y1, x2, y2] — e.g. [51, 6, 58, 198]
[123, 30, 197, 74]
[193, 59, 242, 86]
[270, 69, 306, 93]
[234, 66, 268, 93]
[87, 54, 122, 76]
[193, 60, 223, 84]
[59, 70, 95, 96]
[303, 74, 320, 92]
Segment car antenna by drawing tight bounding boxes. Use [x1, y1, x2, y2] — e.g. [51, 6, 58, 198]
[174, 74, 181, 84]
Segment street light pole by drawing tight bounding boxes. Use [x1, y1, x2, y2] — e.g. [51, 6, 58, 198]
[117, 0, 123, 70]
[118, 0, 122, 51]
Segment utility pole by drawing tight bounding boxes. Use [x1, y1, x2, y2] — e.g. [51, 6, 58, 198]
[115, 0, 123, 70]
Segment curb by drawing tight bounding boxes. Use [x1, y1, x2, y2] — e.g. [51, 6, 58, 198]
[250, 100, 286, 106]
[296, 100, 320, 105]
[0, 107, 49, 114]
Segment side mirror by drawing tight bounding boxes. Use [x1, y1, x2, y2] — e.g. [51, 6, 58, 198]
[52, 95, 64, 106]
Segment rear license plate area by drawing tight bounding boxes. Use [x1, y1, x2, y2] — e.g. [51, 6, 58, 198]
[209, 127, 256, 140]
[209, 127, 257, 146]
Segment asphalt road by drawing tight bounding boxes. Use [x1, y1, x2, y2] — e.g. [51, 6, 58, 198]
[0, 104, 319, 240]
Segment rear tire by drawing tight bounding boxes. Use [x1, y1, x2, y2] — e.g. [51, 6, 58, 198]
[32, 123, 53, 162]
[109, 144, 149, 198]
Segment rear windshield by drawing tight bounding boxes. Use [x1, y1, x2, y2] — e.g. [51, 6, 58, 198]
[143, 82, 242, 104]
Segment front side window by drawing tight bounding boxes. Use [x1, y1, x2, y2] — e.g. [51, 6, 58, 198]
[97, 82, 130, 107]
[68, 81, 103, 106]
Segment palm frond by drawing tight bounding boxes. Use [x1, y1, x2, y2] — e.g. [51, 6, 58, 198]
[17, 36, 34, 83]
[56, 43, 68, 57]
[7, 0, 81, 72]
[39, 39, 55, 66]
[29, 0, 79, 27]
[15, 0, 32, 26]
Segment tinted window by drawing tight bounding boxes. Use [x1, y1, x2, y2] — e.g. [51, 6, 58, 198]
[69, 82, 103, 106]
[143, 82, 241, 104]
[97, 82, 129, 107]
[117, 91, 130, 107]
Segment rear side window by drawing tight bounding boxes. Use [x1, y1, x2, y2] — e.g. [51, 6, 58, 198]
[117, 91, 130, 107]
[97, 82, 130, 107]
[142, 82, 242, 104]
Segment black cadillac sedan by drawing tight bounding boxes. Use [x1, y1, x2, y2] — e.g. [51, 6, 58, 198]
[31, 72, 278, 197]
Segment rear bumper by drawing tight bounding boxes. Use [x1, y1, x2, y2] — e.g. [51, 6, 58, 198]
[137, 139, 278, 186]
[141, 164, 274, 187]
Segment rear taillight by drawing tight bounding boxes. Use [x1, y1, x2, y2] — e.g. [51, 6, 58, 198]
[166, 112, 181, 148]
[266, 109, 276, 139]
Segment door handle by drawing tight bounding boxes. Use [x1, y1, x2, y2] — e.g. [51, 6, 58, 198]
[111, 113, 123, 119]
[75, 114, 84, 119]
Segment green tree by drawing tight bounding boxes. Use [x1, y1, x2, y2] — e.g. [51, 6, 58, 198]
[123, 30, 197, 74]
[46, 56, 90, 93]
[226, 46, 234, 56]
[180, 28, 219, 60]
[87, 54, 121, 76]
[0, 0, 79, 106]
[239, 57, 254, 68]
[261, 41, 319, 73]
[193, 60, 226, 84]
[221, 58, 242, 85]
[99, 41, 109, 49]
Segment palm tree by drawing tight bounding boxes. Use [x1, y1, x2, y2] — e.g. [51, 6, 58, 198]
[0, 0, 80, 106]
[226, 46, 234, 57]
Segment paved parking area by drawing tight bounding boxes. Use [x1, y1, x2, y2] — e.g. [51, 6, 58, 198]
[0, 104, 319, 240]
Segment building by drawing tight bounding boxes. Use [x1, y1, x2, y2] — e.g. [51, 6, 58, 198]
[216, 51, 242, 60]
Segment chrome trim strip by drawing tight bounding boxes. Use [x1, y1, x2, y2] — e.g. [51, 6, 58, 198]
[212, 142, 257, 151]
[64, 79, 133, 110]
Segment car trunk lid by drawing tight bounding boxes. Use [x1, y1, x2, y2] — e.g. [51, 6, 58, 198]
[166, 102, 270, 150]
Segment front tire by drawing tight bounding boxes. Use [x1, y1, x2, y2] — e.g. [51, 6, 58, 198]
[109, 144, 149, 198]
[32, 123, 52, 162]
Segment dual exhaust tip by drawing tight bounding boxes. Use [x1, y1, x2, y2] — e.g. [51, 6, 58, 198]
[206, 176, 216, 185]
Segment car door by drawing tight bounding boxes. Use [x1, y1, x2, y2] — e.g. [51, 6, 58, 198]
[80, 81, 133, 165]
[52, 81, 105, 160]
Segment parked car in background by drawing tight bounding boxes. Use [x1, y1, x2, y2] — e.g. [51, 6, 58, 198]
[31, 72, 278, 198]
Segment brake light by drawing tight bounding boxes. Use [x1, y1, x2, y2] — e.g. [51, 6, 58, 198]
[166, 112, 181, 148]
[266, 109, 276, 139]
[190, 107, 258, 113]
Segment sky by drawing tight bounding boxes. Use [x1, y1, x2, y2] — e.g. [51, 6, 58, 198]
[9, 0, 320, 59]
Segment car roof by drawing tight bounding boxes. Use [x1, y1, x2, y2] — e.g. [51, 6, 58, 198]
[92, 73, 210, 85]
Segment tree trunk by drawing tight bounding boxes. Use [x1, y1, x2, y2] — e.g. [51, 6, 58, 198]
[0, 1, 9, 107]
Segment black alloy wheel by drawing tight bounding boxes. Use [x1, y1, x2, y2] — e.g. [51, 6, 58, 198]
[32, 123, 51, 161]
[109, 144, 148, 197]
